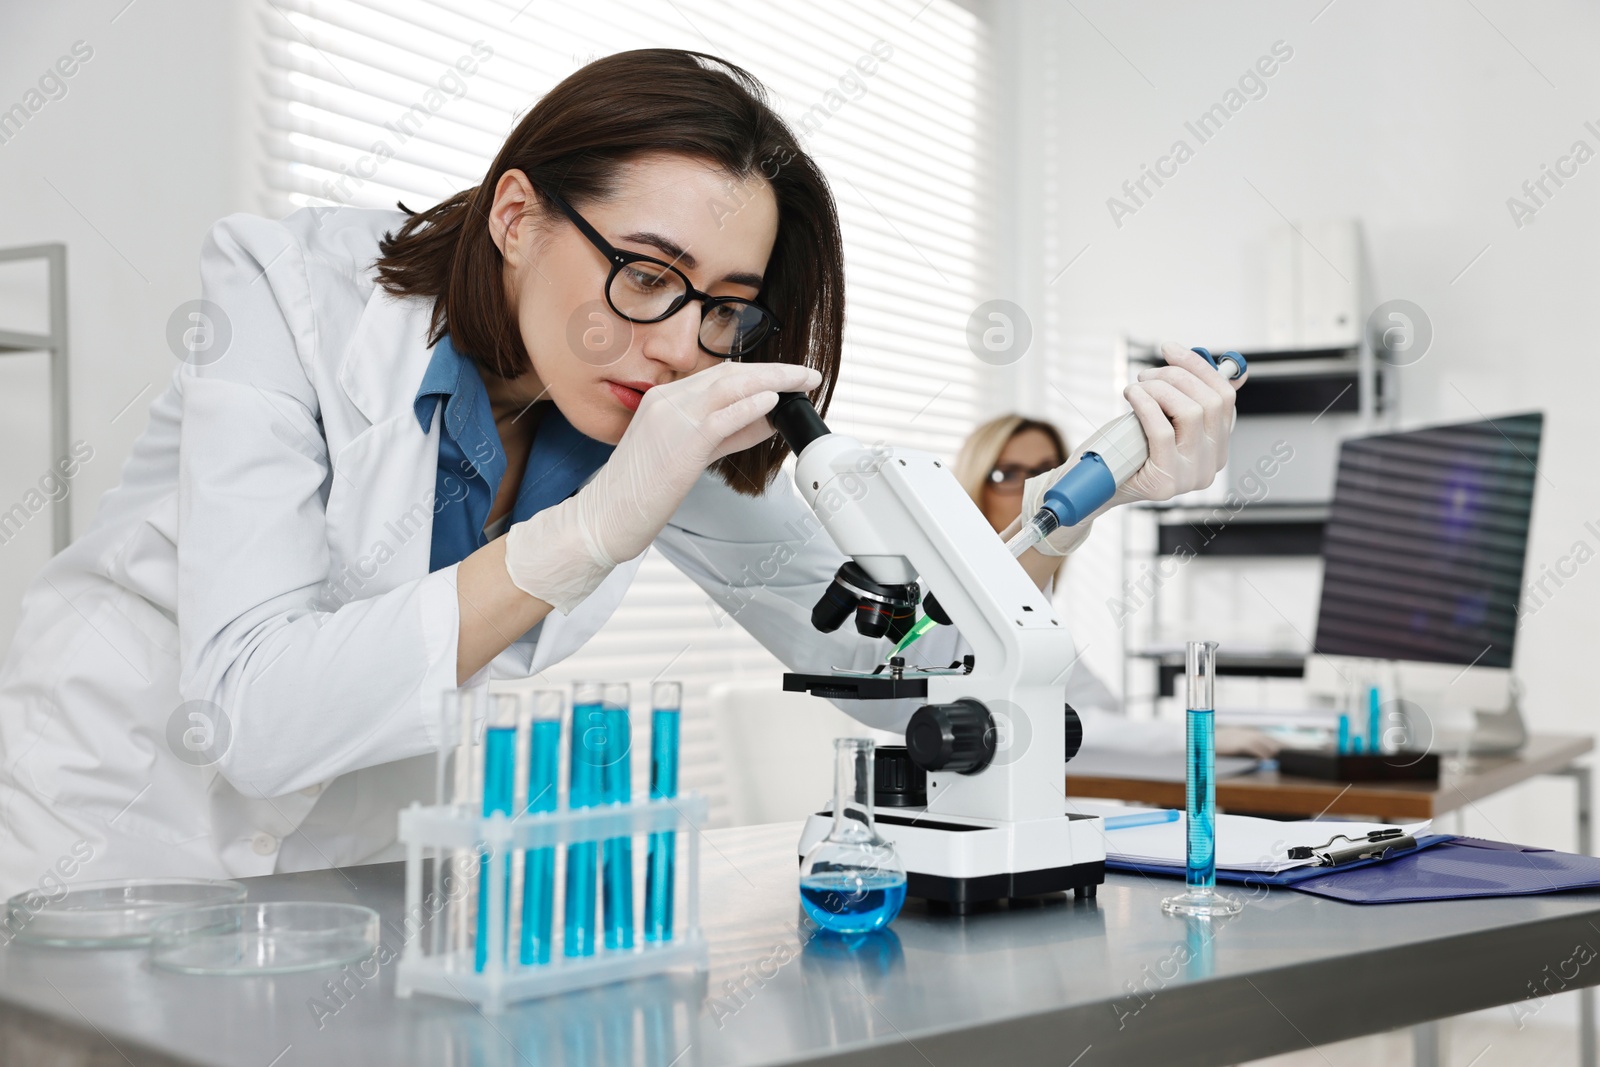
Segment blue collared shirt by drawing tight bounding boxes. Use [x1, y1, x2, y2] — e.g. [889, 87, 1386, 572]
[413, 335, 614, 573]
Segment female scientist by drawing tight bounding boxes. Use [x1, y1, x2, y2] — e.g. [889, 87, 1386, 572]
[0, 50, 1242, 894]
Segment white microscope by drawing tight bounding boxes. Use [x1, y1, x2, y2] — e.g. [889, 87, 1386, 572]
[769, 348, 1247, 914]
[769, 392, 1103, 914]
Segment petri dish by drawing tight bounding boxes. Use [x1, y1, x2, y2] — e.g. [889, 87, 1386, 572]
[4, 879, 248, 948]
[148, 902, 380, 976]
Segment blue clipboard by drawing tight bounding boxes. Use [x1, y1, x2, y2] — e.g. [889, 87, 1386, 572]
[1105, 834, 1456, 887]
[1290, 836, 1600, 904]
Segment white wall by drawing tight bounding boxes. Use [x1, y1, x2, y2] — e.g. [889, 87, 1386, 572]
[0, 0, 254, 648]
[997, 0, 1600, 852]
[2, 1, 1595, 852]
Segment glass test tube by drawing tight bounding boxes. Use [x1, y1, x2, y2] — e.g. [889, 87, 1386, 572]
[644, 681, 681, 942]
[520, 688, 563, 966]
[1162, 640, 1241, 918]
[475, 692, 520, 972]
[431, 689, 468, 958]
[600, 682, 634, 951]
[565, 682, 606, 957]
[445, 688, 479, 960]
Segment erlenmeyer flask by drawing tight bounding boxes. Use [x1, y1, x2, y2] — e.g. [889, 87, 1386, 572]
[799, 738, 908, 934]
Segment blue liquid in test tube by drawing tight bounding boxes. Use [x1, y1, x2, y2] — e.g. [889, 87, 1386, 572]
[1367, 685, 1382, 755]
[645, 681, 681, 942]
[520, 696, 561, 966]
[601, 684, 634, 951]
[475, 721, 516, 972]
[565, 683, 606, 957]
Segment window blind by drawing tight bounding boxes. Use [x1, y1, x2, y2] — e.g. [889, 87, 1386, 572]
[260, 0, 997, 824]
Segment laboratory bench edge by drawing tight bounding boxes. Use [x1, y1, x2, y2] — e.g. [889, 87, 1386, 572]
[3, 821, 1600, 1067]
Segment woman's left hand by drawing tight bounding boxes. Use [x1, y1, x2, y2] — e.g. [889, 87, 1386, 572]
[1114, 341, 1246, 506]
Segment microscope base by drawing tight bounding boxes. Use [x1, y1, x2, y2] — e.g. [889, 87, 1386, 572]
[798, 809, 1106, 912]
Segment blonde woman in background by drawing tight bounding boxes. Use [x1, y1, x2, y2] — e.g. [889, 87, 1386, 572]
[955, 415, 1280, 759]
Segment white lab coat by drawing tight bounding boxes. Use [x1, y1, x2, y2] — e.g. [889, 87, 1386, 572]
[0, 207, 1101, 898]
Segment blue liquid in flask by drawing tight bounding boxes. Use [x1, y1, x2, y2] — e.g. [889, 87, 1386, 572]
[799, 870, 908, 934]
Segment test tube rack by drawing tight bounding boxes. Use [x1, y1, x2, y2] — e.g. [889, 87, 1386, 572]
[395, 794, 708, 1013]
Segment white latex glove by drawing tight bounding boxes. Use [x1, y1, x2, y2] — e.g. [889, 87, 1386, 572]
[1115, 341, 1243, 505]
[504, 360, 823, 613]
[1017, 342, 1245, 557]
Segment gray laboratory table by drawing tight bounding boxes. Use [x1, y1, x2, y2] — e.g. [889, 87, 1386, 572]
[3, 822, 1599, 1067]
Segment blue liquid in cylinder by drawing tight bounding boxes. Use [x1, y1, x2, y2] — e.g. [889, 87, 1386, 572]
[1185, 708, 1217, 891]
[799, 870, 907, 934]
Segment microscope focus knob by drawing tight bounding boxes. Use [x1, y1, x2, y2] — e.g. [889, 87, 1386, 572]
[906, 699, 995, 775]
[1063, 702, 1084, 763]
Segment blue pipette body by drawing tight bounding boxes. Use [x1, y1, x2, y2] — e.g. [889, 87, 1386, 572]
[1007, 348, 1248, 557]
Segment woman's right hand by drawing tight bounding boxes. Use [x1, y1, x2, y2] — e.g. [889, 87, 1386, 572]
[503, 360, 822, 613]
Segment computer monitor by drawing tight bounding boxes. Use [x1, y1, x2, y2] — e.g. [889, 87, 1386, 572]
[1304, 412, 1543, 733]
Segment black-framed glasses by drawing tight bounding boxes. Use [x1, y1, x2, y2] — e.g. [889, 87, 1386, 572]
[540, 186, 780, 358]
[986, 462, 1058, 493]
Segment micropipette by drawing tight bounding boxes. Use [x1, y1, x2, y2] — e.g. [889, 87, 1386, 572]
[1004, 348, 1248, 559]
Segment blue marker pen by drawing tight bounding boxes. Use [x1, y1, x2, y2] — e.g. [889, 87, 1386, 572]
[645, 681, 681, 942]
[1104, 809, 1180, 831]
[1337, 714, 1351, 755]
[520, 689, 563, 966]
[600, 682, 634, 950]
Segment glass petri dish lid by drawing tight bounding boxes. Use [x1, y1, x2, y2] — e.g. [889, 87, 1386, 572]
[148, 902, 380, 976]
[4, 878, 249, 948]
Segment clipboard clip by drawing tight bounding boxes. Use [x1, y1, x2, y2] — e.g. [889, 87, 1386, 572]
[1287, 828, 1417, 867]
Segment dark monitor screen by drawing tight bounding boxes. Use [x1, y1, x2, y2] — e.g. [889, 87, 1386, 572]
[1312, 412, 1543, 670]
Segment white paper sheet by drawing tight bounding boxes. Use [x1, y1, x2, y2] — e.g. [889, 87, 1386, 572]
[1067, 800, 1430, 873]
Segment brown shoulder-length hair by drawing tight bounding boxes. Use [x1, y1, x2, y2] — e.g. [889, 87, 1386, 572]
[374, 48, 843, 497]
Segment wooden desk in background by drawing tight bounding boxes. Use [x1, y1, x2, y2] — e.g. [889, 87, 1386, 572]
[1066, 732, 1594, 850]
